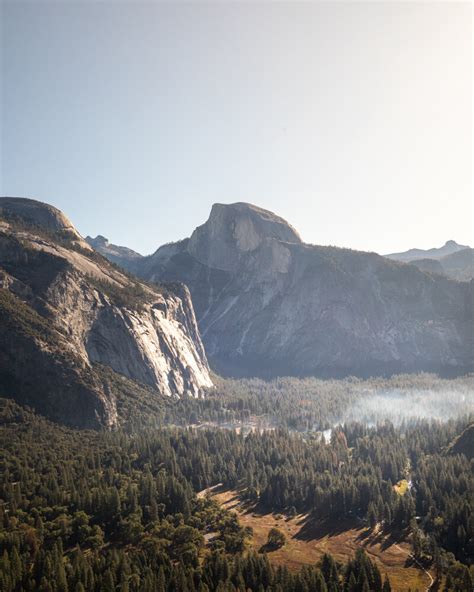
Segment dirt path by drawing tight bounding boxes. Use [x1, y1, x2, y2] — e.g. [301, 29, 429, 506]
[393, 543, 434, 591]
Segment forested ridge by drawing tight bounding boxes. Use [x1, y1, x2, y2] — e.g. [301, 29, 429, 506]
[0, 378, 472, 591]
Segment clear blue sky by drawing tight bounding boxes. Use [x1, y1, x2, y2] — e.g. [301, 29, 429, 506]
[1, 1, 472, 255]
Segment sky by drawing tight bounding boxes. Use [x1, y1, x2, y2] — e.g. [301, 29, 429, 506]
[1, 1, 472, 256]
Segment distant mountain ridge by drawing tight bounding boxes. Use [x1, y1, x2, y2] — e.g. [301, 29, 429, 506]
[385, 240, 469, 262]
[96, 202, 473, 379]
[0, 197, 212, 427]
[386, 240, 473, 281]
[85, 234, 143, 267]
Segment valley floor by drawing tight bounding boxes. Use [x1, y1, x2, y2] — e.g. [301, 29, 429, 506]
[203, 486, 434, 592]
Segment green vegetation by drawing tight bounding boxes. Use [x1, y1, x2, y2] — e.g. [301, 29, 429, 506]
[0, 213, 78, 247]
[93, 364, 168, 428]
[265, 528, 286, 551]
[0, 220, 179, 313]
[0, 399, 405, 592]
[0, 395, 472, 590]
[0, 288, 59, 343]
[160, 373, 472, 432]
[85, 274, 151, 311]
[445, 423, 474, 459]
[0, 233, 72, 302]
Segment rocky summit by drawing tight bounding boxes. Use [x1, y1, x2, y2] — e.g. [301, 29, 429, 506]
[107, 202, 473, 379]
[0, 197, 212, 427]
[85, 234, 143, 268]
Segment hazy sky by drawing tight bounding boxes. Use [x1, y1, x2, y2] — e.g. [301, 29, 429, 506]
[1, 1, 472, 255]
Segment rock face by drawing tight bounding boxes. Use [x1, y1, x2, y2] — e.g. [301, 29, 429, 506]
[0, 197, 212, 427]
[386, 240, 473, 281]
[113, 203, 473, 379]
[186, 202, 301, 272]
[85, 235, 143, 268]
[0, 197, 86, 242]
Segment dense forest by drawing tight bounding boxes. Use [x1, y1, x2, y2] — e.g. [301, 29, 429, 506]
[0, 381, 472, 591]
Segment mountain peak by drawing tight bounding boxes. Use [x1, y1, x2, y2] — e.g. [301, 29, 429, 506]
[86, 235, 110, 247]
[85, 234, 143, 264]
[0, 197, 82, 240]
[210, 202, 301, 238]
[187, 202, 301, 270]
[386, 238, 470, 264]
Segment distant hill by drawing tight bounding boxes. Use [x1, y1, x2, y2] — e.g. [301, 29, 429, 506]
[95, 202, 473, 379]
[0, 197, 212, 427]
[385, 240, 469, 262]
[386, 241, 473, 281]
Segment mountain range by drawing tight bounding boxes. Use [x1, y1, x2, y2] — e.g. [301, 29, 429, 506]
[1, 196, 472, 428]
[88, 202, 473, 379]
[385, 240, 473, 281]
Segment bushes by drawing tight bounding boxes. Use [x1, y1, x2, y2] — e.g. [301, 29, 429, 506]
[266, 527, 286, 550]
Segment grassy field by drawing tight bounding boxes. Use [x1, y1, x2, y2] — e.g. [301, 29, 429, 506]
[207, 487, 433, 592]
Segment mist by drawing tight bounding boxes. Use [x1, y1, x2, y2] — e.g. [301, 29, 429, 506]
[340, 385, 474, 427]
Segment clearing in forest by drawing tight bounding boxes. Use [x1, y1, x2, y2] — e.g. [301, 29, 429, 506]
[207, 487, 434, 592]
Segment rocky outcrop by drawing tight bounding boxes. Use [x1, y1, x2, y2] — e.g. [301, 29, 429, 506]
[0, 197, 85, 243]
[186, 202, 301, 272]
[85, 235, 143, 268]
[115, 203, 473, 379]
[0, 198, 212, 427]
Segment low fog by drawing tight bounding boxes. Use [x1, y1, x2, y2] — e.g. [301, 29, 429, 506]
[340, 386, 474, 426]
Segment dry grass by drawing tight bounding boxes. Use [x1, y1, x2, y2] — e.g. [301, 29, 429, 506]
[210, 488, 433, 592]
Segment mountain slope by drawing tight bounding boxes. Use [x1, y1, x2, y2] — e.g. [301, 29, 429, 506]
[105, 202, 473, 378]
[0, 197, 212, 427]
[436, 248, 474, 281]
[446, 423, 474, 459]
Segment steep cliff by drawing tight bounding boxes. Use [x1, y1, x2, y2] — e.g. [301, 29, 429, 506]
[0, 197, 212, 427]
[116, 202, 473, 378]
